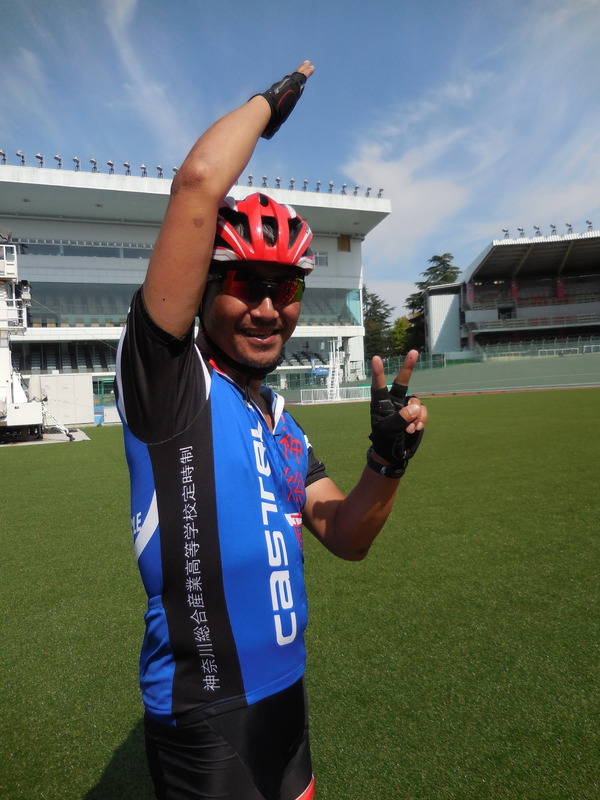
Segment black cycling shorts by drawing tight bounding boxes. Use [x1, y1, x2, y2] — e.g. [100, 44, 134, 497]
[144, 678, 314, 800]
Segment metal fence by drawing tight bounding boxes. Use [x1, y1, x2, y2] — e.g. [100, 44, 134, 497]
[301, 335, 600, 403]
[373, 335, 600, 376]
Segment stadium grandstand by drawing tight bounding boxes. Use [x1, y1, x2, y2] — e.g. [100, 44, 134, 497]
[0, 160, 390, 413]
[302, 226, 600, 403]
[424, 225, 600, 354]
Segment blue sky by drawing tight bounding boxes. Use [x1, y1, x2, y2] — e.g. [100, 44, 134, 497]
[2, 0, 600, 315]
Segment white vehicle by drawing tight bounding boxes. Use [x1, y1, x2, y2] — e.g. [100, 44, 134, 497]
[0, 236, 45, 442]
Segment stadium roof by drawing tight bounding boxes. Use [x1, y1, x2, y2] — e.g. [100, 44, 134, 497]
[0, 165, 390, 238]
[461, 230, 600, 283]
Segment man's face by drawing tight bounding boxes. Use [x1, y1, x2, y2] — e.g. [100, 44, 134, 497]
[202, 263, 303, 375]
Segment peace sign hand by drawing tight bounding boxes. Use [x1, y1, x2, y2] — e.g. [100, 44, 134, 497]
[369, 352, 427, 473]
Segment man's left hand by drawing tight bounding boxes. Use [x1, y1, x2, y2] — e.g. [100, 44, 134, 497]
[369, 351, 427, 467]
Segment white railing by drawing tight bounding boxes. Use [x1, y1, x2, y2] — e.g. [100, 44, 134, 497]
[300, 385, 371, 404]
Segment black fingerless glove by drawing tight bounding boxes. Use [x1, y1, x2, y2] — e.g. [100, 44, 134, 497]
[368, 381, 424, 477]
[253, 71, 307, 139]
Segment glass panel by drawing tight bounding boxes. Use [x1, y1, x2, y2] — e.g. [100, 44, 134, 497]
[21, 243, 61, 255]
[29, 282, 139, 326]
[122, 247, 153, 259]
[62, 245, 121, 257]
[299, 287, 361, 326]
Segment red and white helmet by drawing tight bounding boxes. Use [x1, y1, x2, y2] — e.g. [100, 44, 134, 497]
[212, 192, 314, 273]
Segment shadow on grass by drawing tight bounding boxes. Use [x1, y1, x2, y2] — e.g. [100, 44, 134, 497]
[85, 718, 155, 799]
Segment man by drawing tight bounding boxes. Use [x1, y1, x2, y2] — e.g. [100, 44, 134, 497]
[116, 61, 427, 800]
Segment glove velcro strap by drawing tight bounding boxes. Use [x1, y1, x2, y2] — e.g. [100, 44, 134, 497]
[366, 447, 406, 479]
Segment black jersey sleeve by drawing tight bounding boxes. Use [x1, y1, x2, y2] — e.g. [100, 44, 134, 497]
[306, 446, 328, 486]
[116, 288, 208, 444]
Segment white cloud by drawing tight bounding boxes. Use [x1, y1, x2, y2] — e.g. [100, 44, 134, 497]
[342, 0, 600, 286]
[1, 48, 47, 113]
[103, 0, 137, 34]
[101, 0, 194, 161]
[0, 47, 64, 144]
[345, 132, 470, 275]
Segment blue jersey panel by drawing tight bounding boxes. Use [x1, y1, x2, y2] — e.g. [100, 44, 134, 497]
[122, 424, 163, 598]
[140, 596, 177, 724]
[212, 377, 308, 703]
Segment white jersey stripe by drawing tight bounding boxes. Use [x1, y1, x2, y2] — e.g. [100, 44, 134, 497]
[134, 491, 159, 560]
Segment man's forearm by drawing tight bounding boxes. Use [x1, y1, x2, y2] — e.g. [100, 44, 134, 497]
[172, 96, 271, 202]
[331, 467, 401, 560]
[304, 469, 402, 562]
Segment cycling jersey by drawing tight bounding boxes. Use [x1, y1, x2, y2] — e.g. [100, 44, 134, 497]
[115, 288, 327, 727]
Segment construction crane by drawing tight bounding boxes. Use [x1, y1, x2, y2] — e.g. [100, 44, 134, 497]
[0, 233, 45, 442]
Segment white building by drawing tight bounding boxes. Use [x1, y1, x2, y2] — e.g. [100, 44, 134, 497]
[0, 164, 390, 400]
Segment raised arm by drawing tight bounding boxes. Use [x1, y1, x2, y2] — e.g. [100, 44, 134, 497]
[303, 351, 427, 560]
[142, 61, 315, 338]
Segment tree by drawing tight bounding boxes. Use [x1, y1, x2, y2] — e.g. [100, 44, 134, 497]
[362, 286, 395, 361]
[390, 315, 411, 355]
[405, 253, 460, 351]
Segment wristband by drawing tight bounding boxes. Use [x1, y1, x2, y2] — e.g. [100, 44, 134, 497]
[366, 447, 406, 479]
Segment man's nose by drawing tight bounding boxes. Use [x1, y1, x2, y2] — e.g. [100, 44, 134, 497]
[251, 293, 279, 317]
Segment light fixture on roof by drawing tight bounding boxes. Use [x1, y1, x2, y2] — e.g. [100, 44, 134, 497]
[172, 167, 178, 175]
[353, 185, 359, 196]
[73, 156, 80, 170]
[156, 165, 163, 178]
[586, 219, 593, 231]
[141, 163, 147, 177]
[566, 223, 573, 234]
[289, 178, 295, 190]
[35, 153, 44, 167]
[247, 174, 253, 186]
[533, 225, 541, 236]
[550, 224, 556, 235]
[377, 189, 383, 198]
[261, 175, 267, 187]
[107, 160, 115, 174]
[275, 177, 281, 189]
[54, 155, 62, 169]
[90, 157, 98, 173]
[502, 228, 509, 238]
[517, 227, 524, 236]
[123, 161, 131, 175]
[315, 180, 321, 192]
[0, 149, 6, 164]
[341, 183, 347, 195]
[366, 187, 371, 197]
[302, 179, 308, 191]
[328, 181, 334, 193]
[16, 150, 25, 165]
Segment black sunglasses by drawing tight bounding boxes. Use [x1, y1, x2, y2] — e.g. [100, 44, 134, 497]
[207, 269, 305, 306]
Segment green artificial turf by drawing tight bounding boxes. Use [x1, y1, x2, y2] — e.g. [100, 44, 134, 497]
[1, 390, 599, 799]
